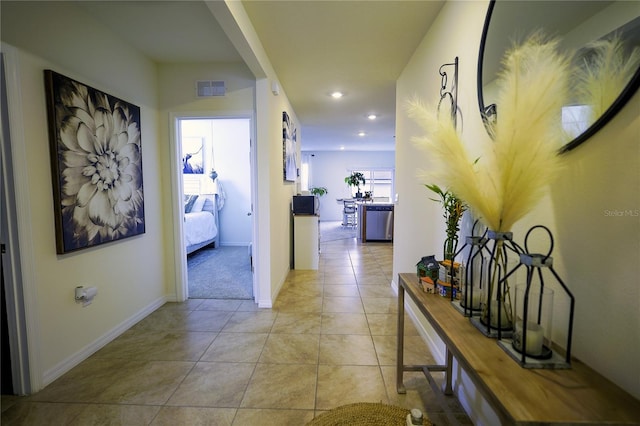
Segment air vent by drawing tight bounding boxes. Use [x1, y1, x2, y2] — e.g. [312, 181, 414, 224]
[196, 80, 225, 97]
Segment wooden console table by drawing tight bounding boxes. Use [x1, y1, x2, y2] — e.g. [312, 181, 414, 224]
[396, 272, 640, 425]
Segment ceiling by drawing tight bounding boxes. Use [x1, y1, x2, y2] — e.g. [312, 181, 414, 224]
[77, 0, 445, 152]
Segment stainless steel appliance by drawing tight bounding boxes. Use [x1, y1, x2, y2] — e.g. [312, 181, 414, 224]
[364, 204, 394, 241]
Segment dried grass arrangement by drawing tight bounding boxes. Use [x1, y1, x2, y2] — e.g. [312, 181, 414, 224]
[575, 36, 640, 124]
[407, 33, 571, 233]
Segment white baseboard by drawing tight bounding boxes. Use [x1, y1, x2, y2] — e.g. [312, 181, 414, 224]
[164, 293, 179, 302]
[257, 299, 273, 308]
[391, 279, 446, 364]
[261, 271, 286, 309]
[41, 296, 167, 388]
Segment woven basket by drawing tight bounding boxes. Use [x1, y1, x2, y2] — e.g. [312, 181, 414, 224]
[306, 402, 432, 426]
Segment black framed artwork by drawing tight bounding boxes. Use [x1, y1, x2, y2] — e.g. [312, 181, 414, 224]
[283, 111, 297, 182]
[44, 70, 145, 254]
[182, 137, 205, 174]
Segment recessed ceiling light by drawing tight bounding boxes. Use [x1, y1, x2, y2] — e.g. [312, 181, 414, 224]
[331, 91, 343, 99]
[367, 114, 377, 120]
[358, 131, 366, 137]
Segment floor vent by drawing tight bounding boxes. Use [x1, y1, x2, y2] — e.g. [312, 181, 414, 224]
[196, 80, 225, 97]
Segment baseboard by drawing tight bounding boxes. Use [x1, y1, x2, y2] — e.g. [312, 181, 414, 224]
[257, 299, 273, 308]
[41, 296, 167, 389]
[391, 279, 446, 364]
[262, 270, 287, 309]
[164, 292, 179, 302]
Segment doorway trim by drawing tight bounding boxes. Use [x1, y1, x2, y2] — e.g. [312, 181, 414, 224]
[1, 44, 42, 394]
[169, 111, 258, 303]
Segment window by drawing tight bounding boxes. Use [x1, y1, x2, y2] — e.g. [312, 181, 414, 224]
[300, 154, 311, 191]
[348, 168, 394, 201]
[562, 105, 591, 140]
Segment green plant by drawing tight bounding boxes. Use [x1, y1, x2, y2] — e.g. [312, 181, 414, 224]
[425, 183, 466, 260]
[310, 187, 328, 197]
[344, 172, 366, 193]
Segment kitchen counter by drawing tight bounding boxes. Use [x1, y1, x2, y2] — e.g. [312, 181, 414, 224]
[358, 203, 394, 242]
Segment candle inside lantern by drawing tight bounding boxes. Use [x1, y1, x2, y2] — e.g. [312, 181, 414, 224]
[515, 321, 544, 356]
[462, 287, 482, 309]
[488, 300, 511, 328]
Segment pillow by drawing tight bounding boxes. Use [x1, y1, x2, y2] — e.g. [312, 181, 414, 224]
[184, 194, 199, 213]
[191, 195, 207, 213]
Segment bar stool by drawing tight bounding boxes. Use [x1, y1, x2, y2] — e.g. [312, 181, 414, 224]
[343, 200, 357, 227]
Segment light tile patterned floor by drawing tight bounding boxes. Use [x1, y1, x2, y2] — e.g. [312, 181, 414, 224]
[1, 238, 473, 425]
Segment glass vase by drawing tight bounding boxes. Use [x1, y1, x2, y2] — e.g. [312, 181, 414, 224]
[512, 283, 554, 359]
[459, 236, 486, 314]
[471, 230, 521, 338]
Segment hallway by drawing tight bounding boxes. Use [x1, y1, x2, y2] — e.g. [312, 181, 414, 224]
[1, 238, 472, 425]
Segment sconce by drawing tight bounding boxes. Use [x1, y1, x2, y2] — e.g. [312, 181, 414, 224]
[483, 103, 497, 136]
[437, 57, 461, 129]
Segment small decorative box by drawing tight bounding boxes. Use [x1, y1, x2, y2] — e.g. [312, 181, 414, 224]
[420, 276, 436, 293]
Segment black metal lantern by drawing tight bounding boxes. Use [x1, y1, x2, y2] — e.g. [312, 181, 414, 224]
[470, 229, 522, 339]
[497, 225, 575, 369]
[452, 220, 488, 317]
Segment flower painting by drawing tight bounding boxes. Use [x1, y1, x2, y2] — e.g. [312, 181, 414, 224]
[283, 111, 297, 182]
[181, 137, 204, 174]
[44, 70, 145, 254]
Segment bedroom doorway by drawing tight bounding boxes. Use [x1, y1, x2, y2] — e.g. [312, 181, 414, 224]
[177, 116, 254, 300]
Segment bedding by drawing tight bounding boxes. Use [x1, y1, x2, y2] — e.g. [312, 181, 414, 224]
[184, 194, 219, 254]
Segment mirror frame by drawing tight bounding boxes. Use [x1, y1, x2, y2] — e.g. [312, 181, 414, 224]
[477, 0, 640, 154]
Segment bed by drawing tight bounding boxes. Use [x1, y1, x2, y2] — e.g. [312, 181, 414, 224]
[184, 194, 220, 254]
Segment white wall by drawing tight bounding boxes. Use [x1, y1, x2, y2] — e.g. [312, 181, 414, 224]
[263, 83, 301, 305]
[304, 151, 395, 221]
[210, 1, 304, 307]
[158, 62, 255, 112]
[0, 0, 309, 391]
[394, 4, 639, 424]
[157, 62, 255, 300]
[210, 119, 252, 246]
[1, 2, 165, 390]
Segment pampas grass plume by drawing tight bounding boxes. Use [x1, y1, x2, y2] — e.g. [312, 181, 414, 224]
[407, 98, 500, 230]
[576, 36, 640, 122]
[408, 34, 570, 232]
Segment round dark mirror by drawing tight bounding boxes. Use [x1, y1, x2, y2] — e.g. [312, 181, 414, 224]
[478, 0, 640, 153]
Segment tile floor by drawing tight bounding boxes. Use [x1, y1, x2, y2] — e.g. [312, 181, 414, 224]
[1, 238, 473, 425]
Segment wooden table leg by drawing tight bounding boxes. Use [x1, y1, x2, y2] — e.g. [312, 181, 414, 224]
[396, 283, 406, 394]
[444, 348, 453, 395]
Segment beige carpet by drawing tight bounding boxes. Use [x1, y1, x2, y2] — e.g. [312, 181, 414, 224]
[187, 245, 253, 299]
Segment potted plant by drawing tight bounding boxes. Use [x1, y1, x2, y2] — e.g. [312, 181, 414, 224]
[310, 187, 328, 210]
[309, 187, 328, 197]
[425, 183, 466, 262]
[344, 172, 366, 198]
